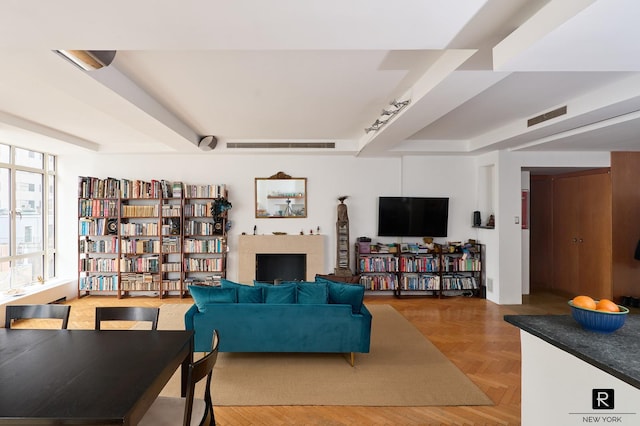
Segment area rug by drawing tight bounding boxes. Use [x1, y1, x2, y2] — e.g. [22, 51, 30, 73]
[152, 303, 493, 407]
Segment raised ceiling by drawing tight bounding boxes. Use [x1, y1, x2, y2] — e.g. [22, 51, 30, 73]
[0, 0, 639, 156]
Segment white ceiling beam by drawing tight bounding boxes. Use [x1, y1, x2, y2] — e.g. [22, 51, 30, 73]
[469, 73, 640, 152]
[493, 0, 596, 70]
[0, 110, 99, 151]
[86, 64, 202, 152]
[356, 50, 512, 156]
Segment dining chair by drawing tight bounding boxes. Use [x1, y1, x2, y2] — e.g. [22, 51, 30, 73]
[139, 330, 220, 426]
[94, 306, 160, 330]
[4, 304, 71, 329]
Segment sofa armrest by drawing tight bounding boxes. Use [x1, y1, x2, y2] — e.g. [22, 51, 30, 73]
[184, 304, 199, 331]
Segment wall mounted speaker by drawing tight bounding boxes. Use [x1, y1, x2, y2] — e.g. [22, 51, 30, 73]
[198, 135, 217, 151]
[473, 211, 481, 227]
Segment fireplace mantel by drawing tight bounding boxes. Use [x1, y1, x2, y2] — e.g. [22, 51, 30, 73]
[238, 235, 325, 283]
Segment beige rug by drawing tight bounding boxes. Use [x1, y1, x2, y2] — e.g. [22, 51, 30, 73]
[152, 303, 493, 407]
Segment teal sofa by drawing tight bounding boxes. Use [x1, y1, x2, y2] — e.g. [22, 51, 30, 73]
[184, 278, 372, 364]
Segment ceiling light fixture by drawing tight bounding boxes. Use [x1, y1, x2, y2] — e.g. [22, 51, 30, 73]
[198, 135, 218, 151]
[54, 50, 116, 71]
[365, 98, 411, 133]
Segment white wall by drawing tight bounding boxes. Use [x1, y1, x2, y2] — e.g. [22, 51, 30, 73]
[487, 150, 610, 304]
[54, 148, 611, 304]
[401, 155, 478, 243]
[58, 153, 401, 281]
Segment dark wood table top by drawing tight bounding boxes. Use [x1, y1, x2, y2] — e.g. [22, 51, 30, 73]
[0, 329, 193, 425]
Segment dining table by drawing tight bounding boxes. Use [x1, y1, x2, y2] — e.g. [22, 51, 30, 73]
[0, 328, 193, 425]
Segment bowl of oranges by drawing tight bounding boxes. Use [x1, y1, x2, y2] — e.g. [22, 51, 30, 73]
[568, 295, 629, 333]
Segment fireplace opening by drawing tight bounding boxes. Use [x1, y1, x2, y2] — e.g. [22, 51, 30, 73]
[255, 253, 306, 283]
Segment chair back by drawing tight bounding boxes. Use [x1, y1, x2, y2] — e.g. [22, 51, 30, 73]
[94, 307, 160, 330]
[4, 304, 71, 329]
[184, 330, 219, 426]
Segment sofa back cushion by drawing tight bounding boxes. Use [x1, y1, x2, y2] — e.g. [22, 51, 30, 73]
[296, 282, 328, 304]
[189, 285, 237, 312]
[316, 277, 365, 314]
[261, 284, 297, 304]
[221, 279, 263, 303]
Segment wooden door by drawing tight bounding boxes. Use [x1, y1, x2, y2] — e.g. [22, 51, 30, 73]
[552, 176, 581, 294]
[530, 177, 553, 290]
[577, 171, 612, 299]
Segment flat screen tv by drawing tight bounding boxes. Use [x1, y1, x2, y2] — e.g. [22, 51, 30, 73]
[377, 197, 449, 237]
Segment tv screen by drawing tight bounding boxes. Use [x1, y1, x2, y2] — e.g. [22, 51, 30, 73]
[377, 197, 449, 237]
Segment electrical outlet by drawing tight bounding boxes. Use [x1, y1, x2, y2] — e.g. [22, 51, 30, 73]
[515, 216, 520, 224]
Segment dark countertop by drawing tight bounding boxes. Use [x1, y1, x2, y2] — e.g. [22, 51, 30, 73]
[504, 314, 640, 389]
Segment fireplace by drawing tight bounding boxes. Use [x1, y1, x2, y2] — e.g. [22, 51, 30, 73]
[238, 235, 324, 283]
[256, 253, 307, 283]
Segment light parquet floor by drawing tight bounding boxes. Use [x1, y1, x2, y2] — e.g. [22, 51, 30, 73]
[18, 291, 571, 425]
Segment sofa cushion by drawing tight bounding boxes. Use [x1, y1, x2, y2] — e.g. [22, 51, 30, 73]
[316, 277, 365, 314]
[315, 273, 361, 284]
[296, 282, 328, 304]
[221, 279, 263, 303]
[262, 284, 297, 304]
[189, 285, 237, 312]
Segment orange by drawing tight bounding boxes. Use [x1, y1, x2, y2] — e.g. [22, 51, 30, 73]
[572, 295, 597, 310]
[596, 299, 620, 312]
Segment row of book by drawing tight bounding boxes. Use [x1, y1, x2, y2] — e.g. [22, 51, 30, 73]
[79, 218, 112, 236]
[161, 262, 181, 272]
[78, 176, 120, 199]
[120, 222, 159, 236]
[358, 256, 399, 272]
[78, 176, 227, 200]
[398, 256, 439, 273]
[442, 276, 478, 290]
[183, 202, 214, 217]
[120, 256, 160, 273]
[79, 275, 118, 291]
[120, 273, 161, 291]
[184, 184, 227, 199]
[183, 220, 219, 236]
[183, 238, 225, 253]
[120, 239, 161, 254]
[161, 237, 180, 253]
[399, 275, 440, 290]
[79, 258, 118, 272]
[183, 258, 224, 272]
[184, 276, 223, 287]
[358, 274, 397, 290]
[121, 204, 159, 217]
[442, 256, 482, 272]
[79, 237, 118, 254]
[161, 205, 181, 217]
[78, 199, 118, 217]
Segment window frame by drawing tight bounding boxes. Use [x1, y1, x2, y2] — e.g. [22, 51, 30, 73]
[0, 143, 56, 291]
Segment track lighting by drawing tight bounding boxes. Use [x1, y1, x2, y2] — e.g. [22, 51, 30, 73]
[364, 98, 411, 134]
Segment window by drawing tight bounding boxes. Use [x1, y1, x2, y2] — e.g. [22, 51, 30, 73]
[0, 143, 56, 291]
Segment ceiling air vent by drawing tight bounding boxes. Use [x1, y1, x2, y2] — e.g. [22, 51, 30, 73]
[227, 142, 335, 149]
[527, 106, 567, 127]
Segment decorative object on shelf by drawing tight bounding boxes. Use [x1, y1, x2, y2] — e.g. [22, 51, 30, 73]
[364, 98, 411, 133]
[335, 196, 352, 277]
[486, 214, 495, 228]
[106, 218, 118, 235]
[169, 218, 180, 235]
[473, 211, 481, 227]
[211, 198, 232, 235]
[255, 172, 307, 218]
